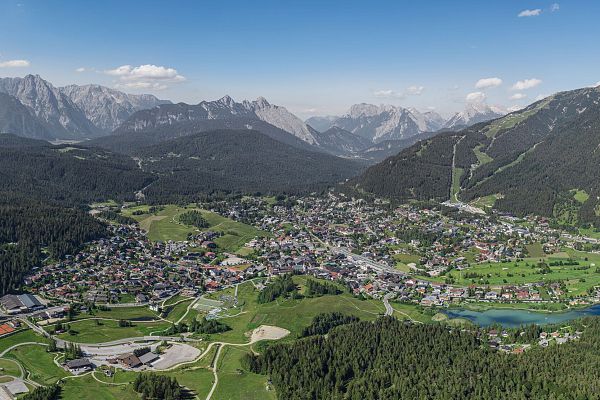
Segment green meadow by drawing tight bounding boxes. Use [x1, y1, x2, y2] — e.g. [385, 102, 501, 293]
[123, 204, 268, 252]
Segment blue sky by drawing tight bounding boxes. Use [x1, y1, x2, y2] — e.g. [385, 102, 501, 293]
[1, 0, 599, 118]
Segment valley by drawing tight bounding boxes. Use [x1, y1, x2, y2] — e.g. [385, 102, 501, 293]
[4, 192, 600, 398]
[2, 24, 600, 399]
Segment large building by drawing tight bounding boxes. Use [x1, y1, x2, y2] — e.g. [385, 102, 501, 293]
[0, 294, 44, 315]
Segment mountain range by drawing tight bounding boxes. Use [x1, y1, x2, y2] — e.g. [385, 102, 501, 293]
[0, 74, 505, 161]
[0, 75, 168, 140]
[3, 73, 600, 222]
[305, 102, 505, 153]
[351, 85, 600, 225]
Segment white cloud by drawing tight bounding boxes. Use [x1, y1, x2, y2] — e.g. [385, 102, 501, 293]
[115, 81, 168, 90]
[105, 64, 185, 90]
[0, 59, 30, 68]
[518, 8, 542, 17]
[373, 85, 424, 99]
[550, 3, 560, 12]
[475, 77, 502, 89]
[405, 85, 424, 95]
[510, 93, 527, 100]
[373, 89, 404, 99]
[511, 78, 542, 90]
[466, 91, 486, 103]
[75, 67, 86, 73]
[507, 105, 524, 112]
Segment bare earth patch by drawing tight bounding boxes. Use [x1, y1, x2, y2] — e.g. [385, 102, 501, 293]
[248, 325, 290, 343]
[151, 343, 201, 370]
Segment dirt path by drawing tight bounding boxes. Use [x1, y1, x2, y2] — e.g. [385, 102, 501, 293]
[205, 325, 289, 400]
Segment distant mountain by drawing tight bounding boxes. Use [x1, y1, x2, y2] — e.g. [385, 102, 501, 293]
[357, 130, 442, 162]
[0, 75, 166, 140]
[312, 126, 372, 157]
[116, 95, 320, 145]
[0, 93, 51, 140]
[135, 129, 364, 201]
[351, 86, 600, 224]
[0, 74, 100, 139]
[243, 97, 319, 145]
[409, 108, 446, 132]
[93, 117, 319, 155]
[329, 104, 443, 143]
[443, 103, 505, 130]
[305, 115, 339, 132]
[60, 84, 170, 131]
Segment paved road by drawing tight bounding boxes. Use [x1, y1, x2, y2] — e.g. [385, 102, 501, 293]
[383, 293, 394, 316]
[335, 247, 405, 276]
[20, 318, 196, 349]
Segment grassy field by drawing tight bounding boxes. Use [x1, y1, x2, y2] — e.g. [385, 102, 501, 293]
[469, 194, 499, 210]
[432, 248, 600, 296]
[53, 319, 170, 343]
[6, 345, 67, 385]
[90, 306, 160, 321]
[0, 330, 48, 353]
[526, 242, 545, 258]
[450, 167, 464, 202]
[473, 144, 493, 166]
[579, 226, 600, 239]
[163, 298, 194, 323]
[483, 98, 551, 139]
[573, 189, 590, 204]
[200, 276, 385, 344]
[390, 303, 434, 324]
[161, 365, 214, 398]
[215, 346, 276, 400]
[0, 358, 21, 377]
[61, 374, 138, 400]
[94, 354, 215, 398]
[123, 204, 267, 251]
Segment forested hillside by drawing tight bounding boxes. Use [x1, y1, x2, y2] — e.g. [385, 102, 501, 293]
[92, 118, 320, 154]
[245, 316, 600, 400]
[137, 130, 363, 203]
[0, 199, 107, 295]
[0, 134, 153, 205]
[351, 132, 460, 201]
[352, 86, 600, 224]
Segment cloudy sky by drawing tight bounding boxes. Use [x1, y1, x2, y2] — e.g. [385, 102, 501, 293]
[1, 0, 599, 118]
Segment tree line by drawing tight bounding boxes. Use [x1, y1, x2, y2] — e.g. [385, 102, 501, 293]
[0, 200, 107, 296]
[244, 316, 600, 399]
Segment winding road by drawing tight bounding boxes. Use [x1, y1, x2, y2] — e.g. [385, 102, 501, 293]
[383, 293, 394, 316]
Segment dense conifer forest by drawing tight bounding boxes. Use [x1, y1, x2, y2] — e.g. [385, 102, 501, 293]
[352, 87, 600, 225]
[177, 210, 209, 228]
[20, 384, 61, 400]
[244, 316, 600, 400]
[132, 374, 183, 400]
[0, 134, 152, 205]
[256, 274, 297, 303]
[0, 199, 107, 295]
[300, 312, 359, 337]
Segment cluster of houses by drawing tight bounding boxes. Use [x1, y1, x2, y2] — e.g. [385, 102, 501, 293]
[201, 194, 600, 307]
[15, 193, 600, 323]
[23, 224, 261, 306]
